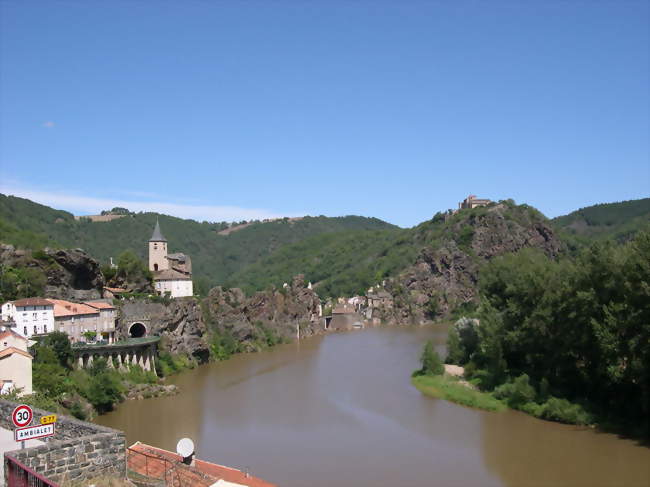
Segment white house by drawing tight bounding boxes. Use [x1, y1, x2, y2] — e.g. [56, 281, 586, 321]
[0, 327, 33, 395]
[1, 298, 55, 338]
[149, 220, 194, 298]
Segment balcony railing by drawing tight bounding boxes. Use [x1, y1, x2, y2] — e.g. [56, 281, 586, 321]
[5, 454, 58, 487]
[72, 336, 160, 348]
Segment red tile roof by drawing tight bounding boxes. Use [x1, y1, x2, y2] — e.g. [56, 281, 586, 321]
[104, 287, 127, 293]
[83, 301, 115, 310]
[0, 329, 28, 342]
[47, 299, 99, 318]
[128, 443, 277, 487]
[0, 347, 33, 360]
[11, 298, 53, 307]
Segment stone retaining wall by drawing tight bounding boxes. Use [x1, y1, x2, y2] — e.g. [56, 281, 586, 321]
[1, 400, 125, 484]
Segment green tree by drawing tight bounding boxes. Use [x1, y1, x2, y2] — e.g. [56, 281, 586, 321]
[39, 331, 73, 369]
[116, 250, 152, 281]
[416, 340, 444, 376]
[30, 345, 70, 397]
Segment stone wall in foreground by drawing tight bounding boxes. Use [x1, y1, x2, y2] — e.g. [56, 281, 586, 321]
[1, 399, 125, 484]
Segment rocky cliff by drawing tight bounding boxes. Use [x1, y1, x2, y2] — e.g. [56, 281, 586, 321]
[117, 275, 323, 362]
[204, 274, 323, 351]
[117, 298, 210, 361]
[385, 202, 565, 324]
[0, 244, 104, 301]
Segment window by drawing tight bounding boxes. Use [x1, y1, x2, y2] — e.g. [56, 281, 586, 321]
[44, 325, 47, 333]
[23, 327, 27, 335]
[33, 325, 37, 334]
[33, 313, 37, 320]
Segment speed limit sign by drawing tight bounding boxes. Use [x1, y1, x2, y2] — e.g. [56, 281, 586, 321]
[12, 405, 33, 428]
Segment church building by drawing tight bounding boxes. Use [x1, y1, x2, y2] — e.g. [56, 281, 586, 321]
[149, 220, 194, 298]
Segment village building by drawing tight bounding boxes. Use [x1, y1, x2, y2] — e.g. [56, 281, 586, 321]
[84, 301, 117, 343]
[366, 288, 394, 310]
[148, 220, 193, 298]
[0, 327, 33, 395]
[1, 298, 55, 338]
[347, 296, 367, 312]
[103, 286, 127, 299]
[48, 299, 98, 343]
[458, 194, 492, 210]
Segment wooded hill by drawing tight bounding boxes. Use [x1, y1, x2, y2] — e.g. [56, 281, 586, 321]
[230, 200, 559, 300]
[552, 197, 650, 243]
[0, 194, 398, 288]
[1, 193, 647, 298]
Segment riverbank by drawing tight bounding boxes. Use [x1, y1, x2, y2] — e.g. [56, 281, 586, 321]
[412, 366, 596, 429]
[411, 374, 506, 412]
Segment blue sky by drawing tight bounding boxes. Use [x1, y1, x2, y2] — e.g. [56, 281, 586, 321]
[1, 1, 648, 227]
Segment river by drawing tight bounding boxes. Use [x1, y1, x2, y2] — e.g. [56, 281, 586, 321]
[96, 325, 650, 487]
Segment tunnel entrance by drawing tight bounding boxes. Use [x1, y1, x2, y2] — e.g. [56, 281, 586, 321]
[129, 322, 147, 338]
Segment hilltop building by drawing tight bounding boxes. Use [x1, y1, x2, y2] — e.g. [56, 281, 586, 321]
[148, 220, 193, 298]
[458, 195, 492, 210]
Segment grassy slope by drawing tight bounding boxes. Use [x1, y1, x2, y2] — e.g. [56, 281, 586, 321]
[412, 375, 506, 412]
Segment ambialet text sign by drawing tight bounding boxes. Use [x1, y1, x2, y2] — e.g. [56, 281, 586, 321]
[14, 423, 55, 442]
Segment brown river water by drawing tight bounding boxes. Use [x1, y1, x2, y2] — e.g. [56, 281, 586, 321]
[96, 325, 650, 487]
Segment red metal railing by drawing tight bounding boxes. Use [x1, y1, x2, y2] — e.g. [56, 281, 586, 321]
[5, 454, 58, 487]
[126, 447, 211, 486]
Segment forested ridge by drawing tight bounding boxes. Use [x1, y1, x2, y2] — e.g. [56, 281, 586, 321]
[0, 194, 397, 289]
[444, 231, 650, 436]
[552, 197, 650, 244]
[1, 193, 648, 299]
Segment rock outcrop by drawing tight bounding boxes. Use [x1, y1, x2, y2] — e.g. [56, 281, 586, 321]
[204, 274, 323, 351]
[44, 248, 105, 300]
[115, 276, 322, 362]
[385, 203, 565, 323]
[0, 244, 104, 301]
[117, 298, 210, 361]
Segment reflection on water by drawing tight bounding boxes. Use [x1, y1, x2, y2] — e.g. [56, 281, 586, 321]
[96, 325, 650, 487]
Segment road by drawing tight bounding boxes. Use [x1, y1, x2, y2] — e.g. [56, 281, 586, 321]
[0, 427, 44, 486]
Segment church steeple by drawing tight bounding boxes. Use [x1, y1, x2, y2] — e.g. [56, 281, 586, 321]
[149, 218, 167, 242]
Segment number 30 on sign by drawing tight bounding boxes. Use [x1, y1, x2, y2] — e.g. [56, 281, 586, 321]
[12, 405, 33, 428]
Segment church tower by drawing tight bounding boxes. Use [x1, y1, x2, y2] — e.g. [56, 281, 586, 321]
[149, 219, 169, 272]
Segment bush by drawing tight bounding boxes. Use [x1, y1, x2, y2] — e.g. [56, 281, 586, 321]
[69, 401, 87, 420]
[538, 397, 593, 425]
[85, 369, 124, 413]
[157, 351, 195, 377]
[124, 365, 158, 385]
[493, 374, 537, 409]
[209, 331, 241, 361]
